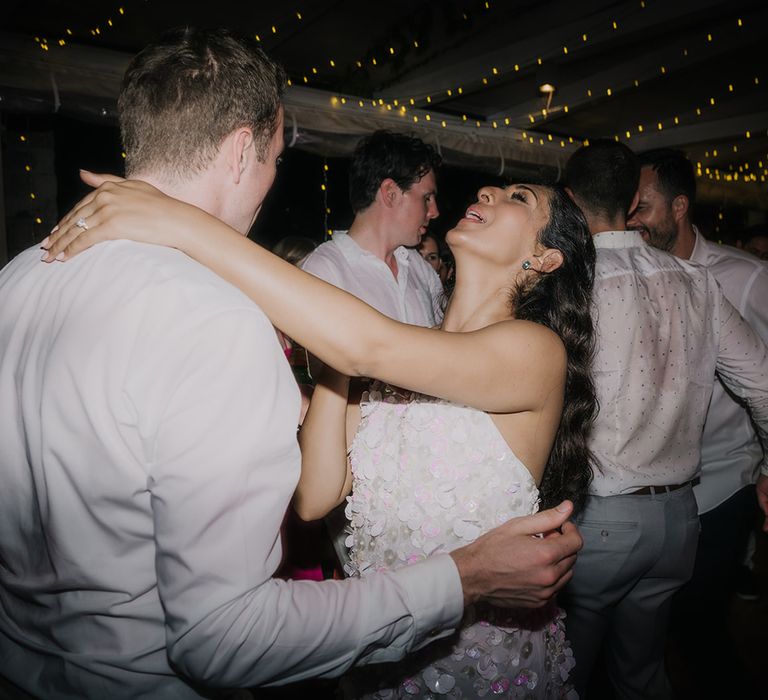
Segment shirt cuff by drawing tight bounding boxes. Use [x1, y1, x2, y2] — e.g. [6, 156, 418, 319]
[392, 553, 464, 650]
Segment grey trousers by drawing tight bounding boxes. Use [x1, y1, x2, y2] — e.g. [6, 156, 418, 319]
[561, 485, 699, 700]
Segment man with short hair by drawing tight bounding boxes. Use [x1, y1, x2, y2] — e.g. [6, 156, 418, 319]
[302, 131, 446, 569]
[561, 140, 768, 699]
[0, 28, 583, 700]
[301, 130, 444, 327]
[628, 148, 768, 697]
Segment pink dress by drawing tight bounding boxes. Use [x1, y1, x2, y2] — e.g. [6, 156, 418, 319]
[340, 385, 576, 699]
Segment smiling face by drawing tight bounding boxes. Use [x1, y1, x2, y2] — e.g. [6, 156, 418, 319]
[390, 169, 439, 248]
[447, 184, 554, 271]
[627, 166, 679, 252]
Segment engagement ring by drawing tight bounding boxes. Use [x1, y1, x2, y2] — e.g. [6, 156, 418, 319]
[75, 217, 89, 230]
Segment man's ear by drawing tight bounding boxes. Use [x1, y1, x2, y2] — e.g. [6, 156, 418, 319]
[379, 178, 401, 208]
[230, 127, 255, 184]
[672, 194, 689, 223]
[536, 248, 564, 273]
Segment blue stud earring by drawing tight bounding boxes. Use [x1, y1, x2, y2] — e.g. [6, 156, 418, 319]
[522, 260, 532, 270]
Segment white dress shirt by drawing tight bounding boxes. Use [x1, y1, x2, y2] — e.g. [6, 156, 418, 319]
[689, 229, 768, 512]
[0, 242, 463, 699]
[588, 231, 768, 497]
[301, 232, 443, 326]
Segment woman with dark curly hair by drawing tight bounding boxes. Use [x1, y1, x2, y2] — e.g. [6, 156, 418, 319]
[45, 179, 597, 698]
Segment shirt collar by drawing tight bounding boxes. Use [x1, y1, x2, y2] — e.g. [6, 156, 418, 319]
[592, 230, 647, 250]
[332, 231, 410, 265]
[689, 225, 707, 265]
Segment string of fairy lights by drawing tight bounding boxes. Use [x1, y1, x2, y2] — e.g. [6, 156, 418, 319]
[17, 135, 44, 228]
[32, 3, 130, 51]
[321, 160, 332, 238]
[16, 0, 767, 234]
[27, 0, 765, 166]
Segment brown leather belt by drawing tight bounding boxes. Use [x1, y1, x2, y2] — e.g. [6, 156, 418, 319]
[628, 482, 692, 496]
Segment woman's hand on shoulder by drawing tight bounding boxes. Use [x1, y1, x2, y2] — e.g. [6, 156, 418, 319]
[41, 171, 194, 262]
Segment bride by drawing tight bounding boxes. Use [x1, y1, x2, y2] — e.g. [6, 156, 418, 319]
[44, 177, 596, 698]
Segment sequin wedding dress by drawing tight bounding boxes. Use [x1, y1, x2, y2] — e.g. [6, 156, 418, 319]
[340, 385, 576, 699]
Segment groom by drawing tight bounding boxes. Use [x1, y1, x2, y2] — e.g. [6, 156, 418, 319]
[0, 28, 582, 699]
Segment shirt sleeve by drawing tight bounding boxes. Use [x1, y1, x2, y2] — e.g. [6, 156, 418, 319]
[137, 306, 464, 688]
[739, 265, 768, 343]
[713, 288, 768, 476]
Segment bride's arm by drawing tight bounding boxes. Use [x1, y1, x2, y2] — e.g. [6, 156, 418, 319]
[295, 368, 354, 521]
[43, 177, 566, 415]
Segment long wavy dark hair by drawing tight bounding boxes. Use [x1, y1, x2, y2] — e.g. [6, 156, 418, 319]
[510, 185, 598, 513]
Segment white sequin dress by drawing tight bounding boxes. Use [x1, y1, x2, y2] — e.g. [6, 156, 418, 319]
[341, 385, 576, 699]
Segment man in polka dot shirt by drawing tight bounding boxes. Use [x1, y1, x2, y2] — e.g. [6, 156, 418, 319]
[629, 148, 768, 698]
[560, 139, 768, 700]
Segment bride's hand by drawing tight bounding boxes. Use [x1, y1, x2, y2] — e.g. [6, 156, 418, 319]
[41, 170, 193, 262]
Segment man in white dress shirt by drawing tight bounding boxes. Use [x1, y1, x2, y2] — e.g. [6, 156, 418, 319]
[628, 148, 768, 697]
[301, 130, 444, 328]
[0, 28, 585, 700]
[301, 130, 445, 568]
[561, 140, 768, 699]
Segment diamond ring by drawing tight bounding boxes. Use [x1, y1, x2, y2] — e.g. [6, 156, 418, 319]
[75, 217, 89, 230]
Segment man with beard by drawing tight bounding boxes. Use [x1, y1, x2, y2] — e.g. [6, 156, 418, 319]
[562, 140, 768, 700]
[628, 148, 768, 697]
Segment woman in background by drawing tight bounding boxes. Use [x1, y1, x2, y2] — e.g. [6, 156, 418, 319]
[418, 232, 454, 289]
